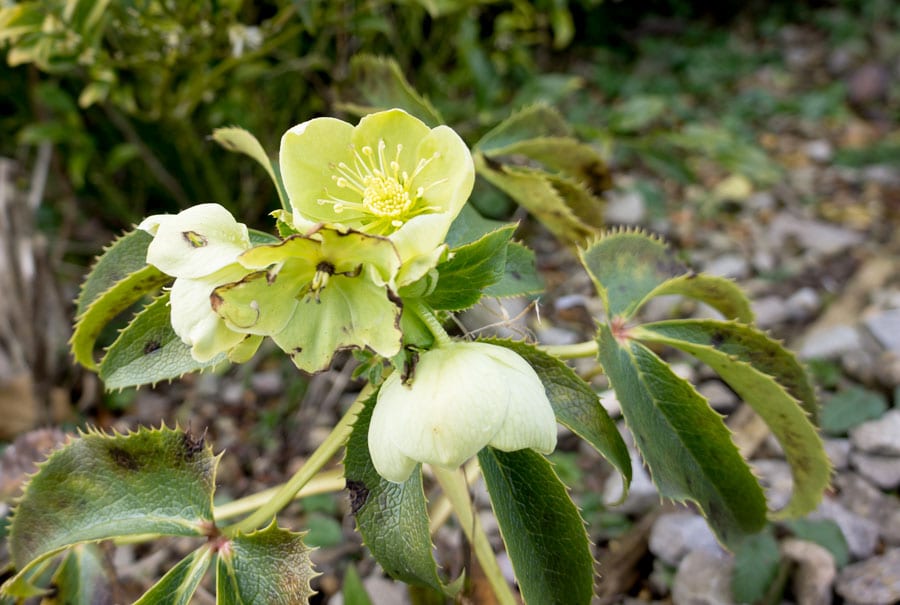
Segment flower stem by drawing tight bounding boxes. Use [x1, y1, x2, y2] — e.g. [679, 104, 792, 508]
[214, 468, 346, 522]
[432, 465, 517, 605]
[222, 386, 371, 537]
[408, 298, 453, 347]
[538, 340, 598, 359]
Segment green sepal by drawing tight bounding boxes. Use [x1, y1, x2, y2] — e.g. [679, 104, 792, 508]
[134, 546, 213, 605]
[211, 127, 288, 211]
[340, 54, 443, 127]
[343, 392, 459, 595]
[425, 225, 515, 311]
[579, 229, 688, 320]
[4, 426, 216, 593]
[98, 292, 226, 390]
[216, 522, 317, 605]
[597, 323, 767, 548]
[477, 447, 594, 605]
[483, 338, 631, 501]
[632, 320, 828, 518]
[71, 228, 170, 370]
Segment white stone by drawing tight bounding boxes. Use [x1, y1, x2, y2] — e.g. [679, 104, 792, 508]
[605, 189, 647, 224]
[836, 548, 900, 605]
[850, 409, 900, 455]
[864, 309, 900, 352]
[800, 325, 864, 360]
[850, 452, 900, 489]
[809, 498, 880, 560]
[649, 512, 723, 567]
[781, 538, 836, 605]
[672, 549, 735, 605]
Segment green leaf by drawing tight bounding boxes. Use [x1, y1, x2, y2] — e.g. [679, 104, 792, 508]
[426, 225, 514, 311]
[597, 323, 767, 548]
[474, 154, 600, 247]
[783, 519, 850, 568]
[341, 565, 374, 605]
[579, 230, 688, 320]
[475, 104, 571, 153]
[731, 527, 781, 604]
[445, 204, 508, 248]
[71, 229, 171, 369]
[821, 386, 888, 436]
[134, 547, 213, 605]
[211, 127, 287, 211]
[477, 447, 594, 605]
[483, 242, 544, 299]
[99, 292, 226, 389]
[648, 273, 755, 323]
[343, 393, 455, 594]
[342, 54, 443, 127]
[216, 522, 317, 605]
[484, 338, 631, 500]
[5, 426, 216, 590]
[633, 320, 828, 518]
[45, 544, 113, 605]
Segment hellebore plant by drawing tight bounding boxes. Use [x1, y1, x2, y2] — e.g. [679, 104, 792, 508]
[6, 107, 831, 605]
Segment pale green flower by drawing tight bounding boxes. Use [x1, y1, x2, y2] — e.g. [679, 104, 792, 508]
[212, 225, 403, 373]
[368, 341, 558, 483]
[139, 203, 262, 362]
[280, 109, 474, 285]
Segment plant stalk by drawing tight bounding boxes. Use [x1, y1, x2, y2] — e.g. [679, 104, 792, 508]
[408, 298, 453, 348]
[538, 339, 598, 359]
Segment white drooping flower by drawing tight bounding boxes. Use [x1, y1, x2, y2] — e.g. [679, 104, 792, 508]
[139, 203, 260, 362]
[368, 341, 557, 483]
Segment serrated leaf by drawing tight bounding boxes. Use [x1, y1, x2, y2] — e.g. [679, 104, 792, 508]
[342, 55, 443, 127]
[783, 518, 849, 567]
[474, 154, 599, 246]
[648, 273, 754, 323]
[216, 522, 316, 605]
[75, 228, 156, 317]
[820, 386, 887, 436]
[134, 546, 212, 605]
[597, 323, 767, 548]
[484, 242, 543, 298]
[475, 104, 571, 153]
[98, 292, 225, 389]
[477, 447, 594, 605]
[343, 394, 454, 594]
[580, 230, 688, 320]
[6, 426, 216, 588]
[426, 225, 514, 311]
[211, 127, 287, 211]
[731, 527, 781, 604]
[44, 544, 113, 605]
[633, 320, 828, 518]
[445, 203, 508, 248]
[484, 338, 631, 499]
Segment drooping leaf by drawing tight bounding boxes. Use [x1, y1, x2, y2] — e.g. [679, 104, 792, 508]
[648, 273, 754, 323]
[216, 522, 317, 605]
[75, 228, 156, 317]
[820, 386, 888, 436]
[731, 527, 781, 604]
[5, 426, 216, 591]
[485, 338, 631, 499]
[134, 547, 213, 605]
[483, 242, 543, 299]
[341, 54, 443, 127]
[580, 230, 688, 320]
[343, 394, 457, 594]
[633, 320, 828, 518]
[477, 447, 594, 605]
[783, 519, 849, 567]
[211, 127, 287, 211]
[475, 104, 571, 153]
[597, 323, 767, 548]
[99, 292, 226, 389]
[44, 544, 113, 605]
[425, 225, 514, 311]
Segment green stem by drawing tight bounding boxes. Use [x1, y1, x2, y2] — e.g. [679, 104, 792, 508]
[222, 386, 371, 537]
[432, 466, 517, 605]
[214, 468, 346, 522]
[538, 340, 598, 359]
[408, 298, 452, 347]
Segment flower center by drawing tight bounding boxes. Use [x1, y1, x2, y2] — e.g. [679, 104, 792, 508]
[318, 139, 443, 234]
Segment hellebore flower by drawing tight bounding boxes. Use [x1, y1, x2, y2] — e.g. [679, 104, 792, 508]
[368, 341, 558, 483]
[139, 203, 261, 362]
[212, 225, 403, 373]
[279, 109, 474, 285]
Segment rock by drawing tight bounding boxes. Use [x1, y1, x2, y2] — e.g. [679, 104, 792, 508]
[703, 254, 750, 280]
[672, 549, 735, 605]
[864, 309, 900, 353]
[785, 287, 821, 321]
[598, 389, 621, 418]
[835, 473, 884, 520]
[824, 438, 852, 471]
[747, 191, 776, 212]
[649, 512, 722, 567]
[847, 62, 890, 106]
[836, 548, 900, 605]
[750, 459, 793, 511]
[605, 189, 647, 224]
[752, 295, 789, 328]
[698, 381, 739, 412]
[535, 325, 580, 346]
[800, 325, 864, 360]
[850, 409, 900, 455]
[604, 448, 658, 515]
[875, 351, 900, 387]
[769, 214, 864, 256]
[460, 297, 528, 338]
[250, 370, 284, 397]
[781, 538, 836, 605]
[850, 452, 900, 489]
[882, 504, 900, 546]
[809, 498, 880, 560]
[804, 139, 834, 163]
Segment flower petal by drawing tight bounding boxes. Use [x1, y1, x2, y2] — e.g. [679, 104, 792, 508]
[368, 403, 420, 483]
[411, 124, 474, 217]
